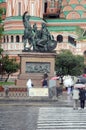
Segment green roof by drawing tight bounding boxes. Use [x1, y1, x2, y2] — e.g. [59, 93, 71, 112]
[5, 16, 44, 22]
[47, 26, 77, 32]
[3, 30, 24, 35]
[5, 16, 86, 24]
[45, 18, 86, 23]
[3, 26, 77, 35]
[6, 16, 22, 21]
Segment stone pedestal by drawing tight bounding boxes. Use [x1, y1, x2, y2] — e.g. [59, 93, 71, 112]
[16, 52, 56, 87]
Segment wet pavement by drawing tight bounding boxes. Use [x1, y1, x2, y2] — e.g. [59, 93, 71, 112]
[1, 105, 86, 130]
[36, 107, 86, 130]
[0, 92, 86, 130]
[0, 106, 38, 130]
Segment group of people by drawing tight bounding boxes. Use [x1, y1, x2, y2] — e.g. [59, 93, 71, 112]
[26, 72, 49, 90]
[26, 76, 86, 110]
[72, 80, 86, 110]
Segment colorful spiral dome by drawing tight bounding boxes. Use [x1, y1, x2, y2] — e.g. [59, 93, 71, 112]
[60, 0, 86, 19]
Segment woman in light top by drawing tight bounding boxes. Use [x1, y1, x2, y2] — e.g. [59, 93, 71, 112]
[72, 88, 79, 110]
[26, 79, 33, 89]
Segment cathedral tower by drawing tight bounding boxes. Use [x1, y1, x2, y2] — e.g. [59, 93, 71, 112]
[6, 0, 43, 18]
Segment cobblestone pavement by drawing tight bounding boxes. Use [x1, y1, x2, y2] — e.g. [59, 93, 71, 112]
[0, 106, 38, 130]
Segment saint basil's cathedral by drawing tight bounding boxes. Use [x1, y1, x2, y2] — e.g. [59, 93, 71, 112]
[0, 0, 86, 63]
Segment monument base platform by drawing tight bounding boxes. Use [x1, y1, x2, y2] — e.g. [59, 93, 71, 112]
[16, 52, 56, 87]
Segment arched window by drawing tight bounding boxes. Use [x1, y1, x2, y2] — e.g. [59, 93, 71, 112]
[11, 36, 14, 43]
[7, 35, 9, 43]
[68, 36, 76, 46]
[57, 35, 63, 43]
[3, 36, 5, 43]
[22, 35, 24, 42]
[16, 35, 20, 42]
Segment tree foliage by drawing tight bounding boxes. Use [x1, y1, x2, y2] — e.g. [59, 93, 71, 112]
[0, 47, 3, 55]
[1, 55, 19, 82]
[0, 44, 19, 82]
[0, 9, 19, 81]
[76, 27, 86, 40]
[55, 50, 85, 76]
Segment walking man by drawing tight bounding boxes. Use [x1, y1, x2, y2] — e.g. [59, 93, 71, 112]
[79, 88, 85, 109]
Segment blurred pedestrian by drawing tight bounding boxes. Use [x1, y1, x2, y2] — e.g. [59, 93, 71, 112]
[79, 88, 86, 109]
[4, 86, 9, 97]
[43, 72, 48, 79]
[42, 78, 48, 88]
[72, 88, 79, 110]
[71, 85, 73, 92]
[67, 86, 71, 95]
[26, 79, 33, 96]
[26, 79, 33, 89]
[42, 72, 48, 88]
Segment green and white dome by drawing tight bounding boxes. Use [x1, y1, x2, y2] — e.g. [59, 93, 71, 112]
[60, 0, 86, 19]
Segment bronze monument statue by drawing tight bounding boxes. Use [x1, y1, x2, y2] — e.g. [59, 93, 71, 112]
[22, 12, 57, 52]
